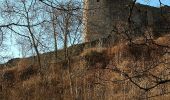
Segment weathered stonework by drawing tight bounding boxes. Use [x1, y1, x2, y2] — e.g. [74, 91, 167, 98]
[83, 0, 170, 42]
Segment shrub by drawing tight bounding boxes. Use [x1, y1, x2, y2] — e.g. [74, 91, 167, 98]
[2, 69, 16, 87]
[84, 50, 109, 69]
[2, 71, 15, 82]
[129, 44, 145, 60]
[19, 65, 37, 81]
[128, 42, 165, 61]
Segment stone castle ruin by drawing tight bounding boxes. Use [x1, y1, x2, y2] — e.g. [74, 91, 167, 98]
[83, 0, 170, 42]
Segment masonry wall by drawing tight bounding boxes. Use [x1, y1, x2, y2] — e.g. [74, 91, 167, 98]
[84, 0, 170, 42]
[84, 0, 132, 41]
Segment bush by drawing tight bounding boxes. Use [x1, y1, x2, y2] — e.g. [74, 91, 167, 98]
[128, 42, 165, 61]
[19, 65, 37, 81]
[129, 44, 145, 60]
[2, 71, 15, 82]
[84, 50, 109, 69]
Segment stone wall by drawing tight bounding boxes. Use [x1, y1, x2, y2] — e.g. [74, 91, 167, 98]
[84, 0, 170, 42]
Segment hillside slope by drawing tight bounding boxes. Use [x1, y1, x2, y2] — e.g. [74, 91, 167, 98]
[0, 35, 170, 100]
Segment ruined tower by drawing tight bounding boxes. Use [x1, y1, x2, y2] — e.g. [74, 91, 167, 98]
[83, 0, 132, 42]
[83, 0, 170, 42]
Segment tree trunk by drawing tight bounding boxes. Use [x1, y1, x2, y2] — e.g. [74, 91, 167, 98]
[24, 5, 42, 71]
[51, 5, 58, 61]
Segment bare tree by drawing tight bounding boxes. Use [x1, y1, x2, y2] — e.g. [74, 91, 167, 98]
[0, 0, 48, 70]
[51, 1, 82, 61]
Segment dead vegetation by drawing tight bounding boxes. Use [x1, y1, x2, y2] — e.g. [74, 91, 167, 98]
[0, 35, 169, 100]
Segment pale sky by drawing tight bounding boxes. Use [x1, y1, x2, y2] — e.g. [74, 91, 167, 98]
[137, 0, 170, 7]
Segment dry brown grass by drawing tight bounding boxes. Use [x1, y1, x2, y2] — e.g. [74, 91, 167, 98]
[0, 36, 169, 100]
[155, 35, 170, 45]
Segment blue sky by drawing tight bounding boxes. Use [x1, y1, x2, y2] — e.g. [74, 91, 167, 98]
[137, 0, 170, 7]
